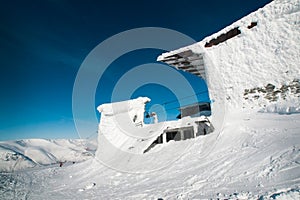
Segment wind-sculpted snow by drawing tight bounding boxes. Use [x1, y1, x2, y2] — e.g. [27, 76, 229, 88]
[159, 0, 300, 116]
[1, 0, 299, 199]
[95, 96, 210, 172]
[1, 112, 299, 199]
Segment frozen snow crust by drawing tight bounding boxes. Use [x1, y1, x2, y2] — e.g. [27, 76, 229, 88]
[0, 0, 299, 199]
[96, 97, 152, 153]
[159, 0, 300, 116]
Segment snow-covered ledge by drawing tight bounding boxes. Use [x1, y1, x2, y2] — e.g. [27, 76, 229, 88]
[158, 0, 300, 122]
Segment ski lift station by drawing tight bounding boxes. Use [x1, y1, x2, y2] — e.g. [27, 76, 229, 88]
[97, 97, 214, 154]
[96, 49, 216, 154]
[95, 20, 261, 154]
[96, 15, 269, 154]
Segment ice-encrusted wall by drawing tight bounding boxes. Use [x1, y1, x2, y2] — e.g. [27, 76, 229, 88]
[96, 97, 150, 151]
[159, 0, 300, 119]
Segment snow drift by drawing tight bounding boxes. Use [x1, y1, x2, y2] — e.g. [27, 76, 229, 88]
[95, 96, 212, 172]
[1, 0, 299, 199]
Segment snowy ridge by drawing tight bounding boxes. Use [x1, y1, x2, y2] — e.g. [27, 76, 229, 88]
[0, 139, 96, 172]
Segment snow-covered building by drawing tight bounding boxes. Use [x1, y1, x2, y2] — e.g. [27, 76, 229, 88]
[96, 97, 212, 155]
[2, 1, 300, 199]
[158, 0, 300, 124]
[96, 0, 300, 158]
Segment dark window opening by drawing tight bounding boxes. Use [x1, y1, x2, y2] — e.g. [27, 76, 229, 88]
[183, 129, 193, 140]
[196, 121, 214, 136]
[247, 22, 257, 29]
[166, 131, 181, 142]
[144, 125, 210, 153]
[165, 126, 194, 142]
[178, 102, 211, 119]
[133, 115, 137, 122]
[205, 27, 241, 48]
[143, 134, 163, 153]
[153, 134, 163, 144]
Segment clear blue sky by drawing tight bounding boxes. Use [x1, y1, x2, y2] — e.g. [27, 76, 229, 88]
[0, 0, 272, 140]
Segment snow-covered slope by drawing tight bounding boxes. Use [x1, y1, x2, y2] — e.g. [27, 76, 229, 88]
[0, 0, 299, 199]
[0, 139, 96, 172]
[1, 112, 299, 199]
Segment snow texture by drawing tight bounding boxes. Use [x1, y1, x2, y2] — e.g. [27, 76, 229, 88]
[95, 96, 207, 156]
[159, 0, 300, 118]
[0, 0, 299, 199]
[0, 139, 96, 172]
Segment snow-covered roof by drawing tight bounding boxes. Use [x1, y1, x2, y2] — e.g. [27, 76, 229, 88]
[96, 97, 208, 155]
[97, 0, 300, 158]
[97, 97, 150, 116]
[157, 49, 206, 79]
[158, 0, 300, 119]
